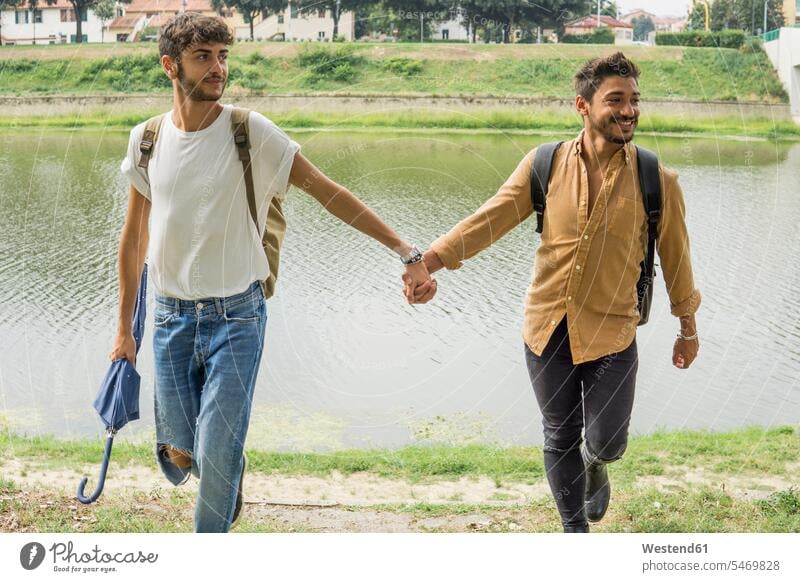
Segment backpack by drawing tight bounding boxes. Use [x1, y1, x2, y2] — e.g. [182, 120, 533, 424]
[530, 142, 661, 326]
[136, 107, 286, 299]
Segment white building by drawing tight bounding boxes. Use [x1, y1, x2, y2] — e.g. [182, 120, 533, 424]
[1, 0, 106, 44]
[235, 2, 354, 42]
[433, 15, 470, 42]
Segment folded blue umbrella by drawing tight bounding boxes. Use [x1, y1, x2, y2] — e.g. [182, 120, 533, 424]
[77, 265, 147, 504]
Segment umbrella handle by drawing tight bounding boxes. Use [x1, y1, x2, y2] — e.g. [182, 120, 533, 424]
[76, 433, 115, 504]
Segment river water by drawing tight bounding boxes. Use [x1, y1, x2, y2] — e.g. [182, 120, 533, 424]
[0, 127, 798, 450]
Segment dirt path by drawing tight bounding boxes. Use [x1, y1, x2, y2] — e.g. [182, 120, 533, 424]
[2, 457, 797, 533]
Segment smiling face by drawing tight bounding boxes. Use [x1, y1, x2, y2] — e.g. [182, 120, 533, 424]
[166, 43, 229, 102]
[577, 75, 640, 145]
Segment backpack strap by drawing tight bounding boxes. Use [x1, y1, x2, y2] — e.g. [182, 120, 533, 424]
[231, 107, 258, 230]
[137, 114, 166, 171]
[530, 141, 563, 234]
[635, 145, 662, 286]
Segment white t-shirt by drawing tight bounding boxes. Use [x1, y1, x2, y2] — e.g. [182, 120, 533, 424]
[120, 104, 301, 300]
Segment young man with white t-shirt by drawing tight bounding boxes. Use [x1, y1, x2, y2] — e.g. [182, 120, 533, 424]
[112, 13, 437, 533]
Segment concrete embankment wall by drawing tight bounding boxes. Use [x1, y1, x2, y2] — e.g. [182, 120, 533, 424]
[0, 93, 791, 121]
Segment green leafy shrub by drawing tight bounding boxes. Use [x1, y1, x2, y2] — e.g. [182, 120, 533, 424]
[656, 29, 746, 49]
[561, 28, 614, 44]
[246, 52, 269, 66]
[296, 44, 364, 85]
[382, 57, 424, 77]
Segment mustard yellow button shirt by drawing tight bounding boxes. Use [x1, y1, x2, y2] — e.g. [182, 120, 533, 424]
[430, 131, 702, 365]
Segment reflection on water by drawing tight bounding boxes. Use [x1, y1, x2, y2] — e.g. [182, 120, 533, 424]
[0, 127, 798, 450]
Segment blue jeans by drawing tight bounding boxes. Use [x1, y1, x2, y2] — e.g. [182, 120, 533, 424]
[152, 281, 267, 533]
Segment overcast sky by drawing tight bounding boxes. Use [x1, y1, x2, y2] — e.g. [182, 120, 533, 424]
[616, 0, 691, 17]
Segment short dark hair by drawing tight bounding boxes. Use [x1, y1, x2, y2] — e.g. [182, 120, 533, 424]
[574, 52, 640, 102]
[158, 12, 234, 62]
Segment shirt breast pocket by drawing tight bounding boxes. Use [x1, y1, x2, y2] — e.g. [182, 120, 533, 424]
[607, 195, 642, 241]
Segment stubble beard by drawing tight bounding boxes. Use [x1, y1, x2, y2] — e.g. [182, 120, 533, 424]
[176, 63, 225, 102]
[588, 112, 636, 145]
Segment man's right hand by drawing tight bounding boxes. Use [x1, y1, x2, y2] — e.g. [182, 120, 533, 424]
[109, 331, 137, 365]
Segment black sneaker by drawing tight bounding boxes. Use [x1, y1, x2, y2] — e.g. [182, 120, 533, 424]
[230, 453, 248, 530]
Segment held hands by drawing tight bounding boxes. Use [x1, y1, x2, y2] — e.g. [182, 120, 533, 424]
[402, 248, 443, 305]
[402, 261, 437, 304]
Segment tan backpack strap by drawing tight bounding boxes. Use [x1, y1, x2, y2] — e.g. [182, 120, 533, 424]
[231, 107, 258, 229]
[137, 114, 166, 171]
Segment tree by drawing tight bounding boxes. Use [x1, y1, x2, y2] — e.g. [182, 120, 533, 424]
[93, 0, 114, 43]
[687, 2, 707, 30]
[688, 0, 784, 34]
[296, 0, 371, 40]
[450, 0, 592, 44]
[631, 14, 654, 42]
[68, 0, 97, 43]
[375, 0, 451, 42]
[216, 0, 286, 41]
[599, 0, 619, 19]
[729, 0, 784, 34]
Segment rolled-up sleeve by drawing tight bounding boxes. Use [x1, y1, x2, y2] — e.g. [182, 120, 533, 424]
[656, 167, 701, 317]
[430, 149, 536, 270]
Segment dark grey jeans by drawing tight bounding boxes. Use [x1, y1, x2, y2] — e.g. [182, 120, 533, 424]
[524, 316, 638, 527]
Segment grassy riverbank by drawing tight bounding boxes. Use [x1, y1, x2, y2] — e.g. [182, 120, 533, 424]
[0, 42, 787, 103]
[1, 425, 798, 533]
[1, 110, 798, 140]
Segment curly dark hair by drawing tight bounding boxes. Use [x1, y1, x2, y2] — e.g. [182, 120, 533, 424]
[158, 12, 234, 62]
[574, 52, 641, 102]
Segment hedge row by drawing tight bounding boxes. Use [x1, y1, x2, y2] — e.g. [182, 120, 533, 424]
[655, 30, 747, 48]
[561, 28, 615, 44]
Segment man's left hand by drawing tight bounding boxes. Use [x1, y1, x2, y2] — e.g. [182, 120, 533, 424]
[673, 337, 699, 369]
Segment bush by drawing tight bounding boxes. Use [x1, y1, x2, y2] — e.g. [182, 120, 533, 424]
[656, 29, 747, 49]
[296, 44, 364, 85]
[382, 57, 424, 77]
[739, 37, 763, 55]
[561, 28, 615, 44]
[0, 60, 39, 74]
[246, 52, 269, 66]
[79, 55, 164, 92]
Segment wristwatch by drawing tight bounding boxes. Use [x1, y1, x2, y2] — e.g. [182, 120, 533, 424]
[400, 244, 424, 265]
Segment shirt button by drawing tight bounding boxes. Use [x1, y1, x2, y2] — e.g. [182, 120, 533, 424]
[196, 302, 204, 310]
[551, 320, 556, 325]
[584, 235, 589, 240]
[576, 265, 581, 270]
[568, 296, 572, 301]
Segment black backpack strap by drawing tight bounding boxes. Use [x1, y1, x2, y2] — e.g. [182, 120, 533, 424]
[635, 146, 662, 280]
[530, 141, 563, 234]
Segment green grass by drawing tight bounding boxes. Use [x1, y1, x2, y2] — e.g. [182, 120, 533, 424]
[1, 110, 797, 140]
[2, 425, 798, 532]
[2, 425, 797, 482]
[3, 486, 798, 533]
[0, 44, 787, 103]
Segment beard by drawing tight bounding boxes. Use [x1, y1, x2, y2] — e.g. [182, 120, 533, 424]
[588, 111, 637, 145]
[175, 63, 226, 102]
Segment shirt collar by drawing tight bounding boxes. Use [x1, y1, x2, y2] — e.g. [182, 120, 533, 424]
[572, 129, 632, 166]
